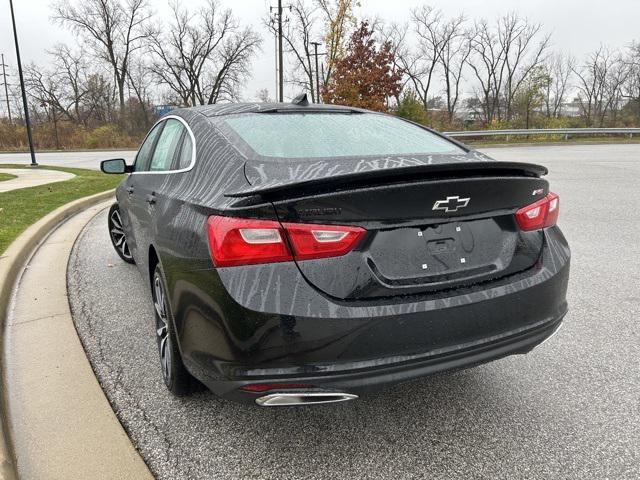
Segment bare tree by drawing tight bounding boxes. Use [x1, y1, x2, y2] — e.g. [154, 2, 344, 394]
[25, 45, 89, 125]
[542, 52, 574, 118]
[468, 13, 550, 124]
[622, 41, 640, 121]
[399, 6, 447, 111]
[379, 22, 411, 105]
[84, 72, 119, 123]
[439, 15, 471, 122]
[574, 46, 629, 126]
[467, 19, 501, 123]
[384, 9, 471, 122]
[126, 55, 154, 129]
[53, 0, 153, 117]
[500, 14, 551, 121]
[148, 0, 260, 106]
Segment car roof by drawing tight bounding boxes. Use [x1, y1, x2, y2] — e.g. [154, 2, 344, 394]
[173, 102, 370, 118]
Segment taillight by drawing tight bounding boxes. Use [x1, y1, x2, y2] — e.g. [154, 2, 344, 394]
[515, 192, 560, 231]
[206, 216, 291, 267]
[206, 215, 366, 267]
[283, 223, 366, 261]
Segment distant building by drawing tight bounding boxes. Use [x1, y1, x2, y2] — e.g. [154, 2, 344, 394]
[154, 105, 177, 118]
[559, 100, 582, 118]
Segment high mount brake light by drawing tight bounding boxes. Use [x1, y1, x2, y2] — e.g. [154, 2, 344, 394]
[206, 216, 366, 267]
[515, 192, 560, 231]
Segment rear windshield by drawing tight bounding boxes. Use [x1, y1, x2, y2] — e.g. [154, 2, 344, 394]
[223, 112, 464, 159]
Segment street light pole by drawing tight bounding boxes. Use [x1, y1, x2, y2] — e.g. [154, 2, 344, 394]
[9, 0, 37, 166]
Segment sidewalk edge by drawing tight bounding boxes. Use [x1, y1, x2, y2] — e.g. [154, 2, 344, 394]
[0, 189, 115, 480]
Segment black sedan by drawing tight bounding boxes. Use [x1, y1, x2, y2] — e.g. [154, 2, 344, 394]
[101, 99, 570, 406]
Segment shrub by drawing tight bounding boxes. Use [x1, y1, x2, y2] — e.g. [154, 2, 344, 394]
[395, 90, 428, 125]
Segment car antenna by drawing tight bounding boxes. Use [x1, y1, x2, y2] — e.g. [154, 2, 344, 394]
[291, 93, 309, 106]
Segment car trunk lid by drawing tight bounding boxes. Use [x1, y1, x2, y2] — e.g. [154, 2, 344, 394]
[228, 154, 548, 300]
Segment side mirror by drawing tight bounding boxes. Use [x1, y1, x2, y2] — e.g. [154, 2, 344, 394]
[100, 158, 131, 174]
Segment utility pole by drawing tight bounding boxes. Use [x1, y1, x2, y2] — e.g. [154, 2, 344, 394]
[270, 17, 278, 100]
[277, 0, 284, 102]
[1, 54, 12, 124]
[9, 0, 37, 166]
[270, 2, 290, 102]
[310, 42, 322, 103]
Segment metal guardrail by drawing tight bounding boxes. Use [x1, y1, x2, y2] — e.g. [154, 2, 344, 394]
[443, 128, 640, 139]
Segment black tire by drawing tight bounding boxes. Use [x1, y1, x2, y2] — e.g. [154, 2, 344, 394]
[151, 263, 198, 396]
[108, 204, 135, 264]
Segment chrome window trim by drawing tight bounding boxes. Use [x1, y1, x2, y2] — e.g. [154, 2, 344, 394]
[131, 115, 197, 175]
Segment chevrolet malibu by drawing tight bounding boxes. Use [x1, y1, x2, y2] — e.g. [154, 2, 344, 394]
[101, 99, 570, 406]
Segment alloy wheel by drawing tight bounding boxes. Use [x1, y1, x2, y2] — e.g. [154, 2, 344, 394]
[153, 274, 172, 385]
[109, 209, 133, 261]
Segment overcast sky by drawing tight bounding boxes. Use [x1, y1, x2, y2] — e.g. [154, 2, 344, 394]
[1, 0, 639, 102]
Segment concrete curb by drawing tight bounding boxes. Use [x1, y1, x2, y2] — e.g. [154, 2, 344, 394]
[0, 190, 117, 480]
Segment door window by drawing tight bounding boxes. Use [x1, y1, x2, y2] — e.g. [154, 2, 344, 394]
[174, 131, 194, 170]
[135, 122, 163, 172]
[149, 119, 185, 172]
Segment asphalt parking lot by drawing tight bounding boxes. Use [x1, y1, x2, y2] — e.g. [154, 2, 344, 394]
[67, 144, 640, 479]
[0, 150, 135, 170]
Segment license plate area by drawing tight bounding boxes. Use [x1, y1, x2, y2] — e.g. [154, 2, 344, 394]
[419, 220, 501, 276]
[368, 217, 516, 286]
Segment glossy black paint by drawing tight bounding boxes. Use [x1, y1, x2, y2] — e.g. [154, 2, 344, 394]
[108, 102, 570, 404]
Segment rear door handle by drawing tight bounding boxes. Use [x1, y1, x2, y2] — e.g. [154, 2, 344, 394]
[126, 186, 134, 194]
[146, 193, 156, 205]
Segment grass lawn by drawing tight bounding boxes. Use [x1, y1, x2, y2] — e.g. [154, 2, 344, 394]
[0, 164, 123, 253]
[0, 172, 17, 182]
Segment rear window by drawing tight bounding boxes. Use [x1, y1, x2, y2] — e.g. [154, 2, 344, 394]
[224, 113, 463, 159]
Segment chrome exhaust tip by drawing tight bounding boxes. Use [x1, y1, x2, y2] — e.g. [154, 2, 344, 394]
[255, 392, 358, 407]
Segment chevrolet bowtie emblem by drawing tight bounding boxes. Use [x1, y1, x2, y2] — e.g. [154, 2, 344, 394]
[432, 196, 470, 213]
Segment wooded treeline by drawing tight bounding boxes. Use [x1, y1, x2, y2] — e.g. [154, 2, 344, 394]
[1, 0, 639, 150]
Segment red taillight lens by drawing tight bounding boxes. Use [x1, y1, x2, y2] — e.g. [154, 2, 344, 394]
[283, 222, 366, 261]
[545, 192, 560, 227]
[206, 216, 366, 267]
[206, 216, 292, 267]
[515, 192, 560, 231]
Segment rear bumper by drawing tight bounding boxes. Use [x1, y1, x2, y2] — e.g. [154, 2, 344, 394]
[211, 310, 565, 404]
[172, 227, 570, 403]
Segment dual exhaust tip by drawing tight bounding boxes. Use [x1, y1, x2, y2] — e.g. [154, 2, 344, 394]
[255, 392, 358, 407]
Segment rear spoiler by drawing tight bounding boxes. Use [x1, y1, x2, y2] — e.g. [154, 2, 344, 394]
[225, 161, 548, 198]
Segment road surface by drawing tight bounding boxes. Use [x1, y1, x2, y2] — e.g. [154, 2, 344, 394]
[0, 150, 135, 170]
[67, 144, 640, 479]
